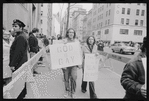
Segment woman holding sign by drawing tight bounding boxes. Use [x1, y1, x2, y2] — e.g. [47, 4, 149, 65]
[63, 28, 81, 98]
[120, 36, 147, 99]
[81, 36, 100, 99]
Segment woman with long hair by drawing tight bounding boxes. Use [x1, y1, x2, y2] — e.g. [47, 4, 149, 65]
[63, 28, 80, 98]
[81, 36, 99, 99]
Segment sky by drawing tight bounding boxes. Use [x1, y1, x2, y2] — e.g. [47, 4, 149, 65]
[52, 3, 93, 18]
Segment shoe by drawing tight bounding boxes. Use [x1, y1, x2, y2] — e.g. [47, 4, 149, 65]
[64, 91, 71, 98]
[71, 94, 77, 99]
[81, 89, 86, 93]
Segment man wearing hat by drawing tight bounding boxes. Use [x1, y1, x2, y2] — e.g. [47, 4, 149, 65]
[9, 19, 28, 99]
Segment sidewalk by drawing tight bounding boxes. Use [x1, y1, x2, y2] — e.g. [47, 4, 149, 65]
[25, 60, 125, 99]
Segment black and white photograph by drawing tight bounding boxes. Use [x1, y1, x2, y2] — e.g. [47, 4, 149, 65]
[3, 3, 147, 99]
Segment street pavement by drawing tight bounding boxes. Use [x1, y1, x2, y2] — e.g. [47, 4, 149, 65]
[25, 55, 125, 99]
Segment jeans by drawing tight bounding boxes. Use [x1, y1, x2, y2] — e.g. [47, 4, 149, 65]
[64, 66, 77, 94]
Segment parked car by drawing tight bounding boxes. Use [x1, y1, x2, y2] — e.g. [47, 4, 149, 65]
[111, 43, 135, 55]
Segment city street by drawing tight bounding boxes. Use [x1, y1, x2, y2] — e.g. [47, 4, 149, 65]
[25, 54, 125, 98]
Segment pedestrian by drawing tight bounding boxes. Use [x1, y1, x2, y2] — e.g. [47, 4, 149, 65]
[63, 28, 81, 98]
[9, 19, 28, 99]
[120, 36, 147, 99]
[28, 28, 40, 75]
[23, 29, 30, 60]
[3, 30, 12, 87]
[81, 36, 99, 99]
[97, 40, 104, 51]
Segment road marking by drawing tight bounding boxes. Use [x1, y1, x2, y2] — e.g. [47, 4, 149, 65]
[105, 68, 121, 77]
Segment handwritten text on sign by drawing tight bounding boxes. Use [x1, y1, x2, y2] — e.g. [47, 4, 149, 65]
[83, 54, 99, 81]
[49, 42, 82, 70]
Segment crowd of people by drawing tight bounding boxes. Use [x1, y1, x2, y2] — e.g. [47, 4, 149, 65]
[3, 19, 146, 99]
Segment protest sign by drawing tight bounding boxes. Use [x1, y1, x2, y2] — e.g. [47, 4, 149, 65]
[83, 54, 99, 81]
[49, 41, 82, 70]
[142, 57, 146, 89]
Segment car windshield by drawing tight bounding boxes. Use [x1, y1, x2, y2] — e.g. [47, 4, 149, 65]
[119, 43, 127, 46]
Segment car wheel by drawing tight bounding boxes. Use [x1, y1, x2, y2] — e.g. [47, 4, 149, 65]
[131, 52, 134, 55]
[112, 49, 115, 52]
[120, 49, 124, 54]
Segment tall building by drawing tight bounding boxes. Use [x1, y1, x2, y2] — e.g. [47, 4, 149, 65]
[52, 14, 60, 38]
[72, 8, 87, 41]
[91, 3, 146, 44]
[40, 3, 52, 38]
[62, 4, 83, 38]
[3, 3, 41, 32]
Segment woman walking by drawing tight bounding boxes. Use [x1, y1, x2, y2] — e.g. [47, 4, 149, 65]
[63, 28, 81, 98]
[81, 36, 99, 99]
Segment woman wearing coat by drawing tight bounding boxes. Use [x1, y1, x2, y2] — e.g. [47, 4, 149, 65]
[81, 36, 99, 99]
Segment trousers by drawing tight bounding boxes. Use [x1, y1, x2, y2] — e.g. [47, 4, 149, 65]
[64, 66, 77, 94]
[81, 68, 97, 98]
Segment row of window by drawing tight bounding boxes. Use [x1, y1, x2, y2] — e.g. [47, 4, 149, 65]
[122, 8, 145, 16]
[121, 18, 144, 26]
[97, 29, 142, 36]
[120, 29, 142, 36]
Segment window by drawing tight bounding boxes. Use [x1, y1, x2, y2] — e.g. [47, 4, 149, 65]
[137, 3, 140, 5]
[140, 20, 143, 26]
[101, 22, 103, 27]
[122, 8, 125, 14]
[105, 20, 107, 26]
[136, 9, 140, 16]
[107, 4, 108, 7]
[98, 31, 101, 38]
[121, 18, 124, 24]
[126, 19, 129, 25]
[134, 30, 142, 36]
[102, 14, 103, 19]
[127, 8, 130, 15]
[135, 20, 138, 25]
[41, 28, 43, 33]
[120, 29, 129, 35]
[105, 29, 109, 34]
[102, 5, 104, 10]
[99, 23, 101, 28]
[106, 11, 108, 17]
[41, 3, 43, 7]
[41, 19, 43, 24]
[108, 19, 110, 25]
[141, 10, 145, 16]
[98, 8, 100, 13]
[41, 11, 43, 16]
[109, 10, 111, 15]
[98, 15, 99, 20]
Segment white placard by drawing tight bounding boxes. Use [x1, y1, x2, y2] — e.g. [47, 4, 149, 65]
[83, 54, 99, 81]
[142, 57, 146, 89]
[49, 41, 82, 70]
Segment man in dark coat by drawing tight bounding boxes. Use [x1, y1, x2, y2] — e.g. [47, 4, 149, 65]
[9, 19, 28, 99]
[97, 41, 104, 51]
[120, 37, 147, 99]
[9, 19, 28, 72]
[28, 28, 40, 75]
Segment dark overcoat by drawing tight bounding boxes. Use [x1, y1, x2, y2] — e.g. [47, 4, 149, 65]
[9, 31, 28, 71]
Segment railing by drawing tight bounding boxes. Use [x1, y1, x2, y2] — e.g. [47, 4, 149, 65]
[3, 47, 46, 98]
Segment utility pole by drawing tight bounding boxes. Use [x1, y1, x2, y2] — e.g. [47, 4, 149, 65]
[66, 3, 70, 31]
